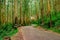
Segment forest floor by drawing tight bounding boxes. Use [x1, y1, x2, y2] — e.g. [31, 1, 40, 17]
[11, 26, 60, 40]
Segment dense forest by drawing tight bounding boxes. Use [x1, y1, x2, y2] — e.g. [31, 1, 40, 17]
[0, 0, 60, 40]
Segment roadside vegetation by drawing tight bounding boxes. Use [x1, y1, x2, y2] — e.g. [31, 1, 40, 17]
[0, 23, 18, 40]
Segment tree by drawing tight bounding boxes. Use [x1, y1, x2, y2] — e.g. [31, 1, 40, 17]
[20, 0, 24, 25]
[1, 0, 6, 24]
[40, 0, 44, 25]
[0, 0, 2, 25]
[35, 0, 39, 20]
[47, 0, 52, 27]
[22, 0, 29, 25]
[14, 0, 18, 24]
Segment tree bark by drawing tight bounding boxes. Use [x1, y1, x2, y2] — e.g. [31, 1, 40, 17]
[47, 0, 52, 27]
[14, 0, 18, 24]
[40, 0, 44, 25]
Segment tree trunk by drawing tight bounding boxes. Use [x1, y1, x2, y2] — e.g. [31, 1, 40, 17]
[1, 0, 6, 24]
[20, 0, 23, 25]
[35, 0, 39, 20]
[0, 0, 2, 25]
[14, 0, 18, 24]
[41, 0, 44, 25]
[47, 0, 52, 27]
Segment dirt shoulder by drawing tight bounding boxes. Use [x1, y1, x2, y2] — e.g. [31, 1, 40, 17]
[11, 27, 24, 40]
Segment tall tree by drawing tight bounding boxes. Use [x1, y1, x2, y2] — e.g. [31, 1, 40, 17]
[47, 0, 52, 27]
[35, 0, 39, 20]
[0, 0, 2, 25]
[40, 0, 44, 25]
[1, 0, 6, 24]
[47, 0, 51, 16]
[23, 0, 29, 25]
[28, 0, 32, 25]
[20, 0, 23, 25]
[14, 0, 18, 24]
[53, 0, 60, 15]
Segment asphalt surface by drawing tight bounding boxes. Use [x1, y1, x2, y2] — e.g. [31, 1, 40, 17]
[21, 26, 60, 40]
[11, 26, 60, 40]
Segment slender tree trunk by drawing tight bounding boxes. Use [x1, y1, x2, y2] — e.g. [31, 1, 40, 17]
[12, 0, 13, 24]
[41, 0, 44, 25]
[47, 0, 51, 16]
[47, 0, 52, 27]
[1, 0, 6, 24]
[14, 0, 18, 24]
[35, 0, 39, 20]
[0, 0, 2, 25]
[20, 0, 23, 25]
[54, 0, 57, 16]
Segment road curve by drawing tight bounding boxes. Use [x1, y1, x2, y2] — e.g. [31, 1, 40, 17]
[21, 26, 60, 40]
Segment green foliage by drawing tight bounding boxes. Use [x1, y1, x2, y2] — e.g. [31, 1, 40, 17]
[37, 11, 60, 33]
[0, 23, 18, 40]
[31, 20, 38, 24]
[55, 20, 60, 26]
[49, 27, 60, 33]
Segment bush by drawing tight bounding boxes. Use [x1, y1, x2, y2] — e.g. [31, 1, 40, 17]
[38, 11, 60, 33]
[38, 11, 60, 28]
[0, 23, 18, 40]
[55, 20, 60, 25]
